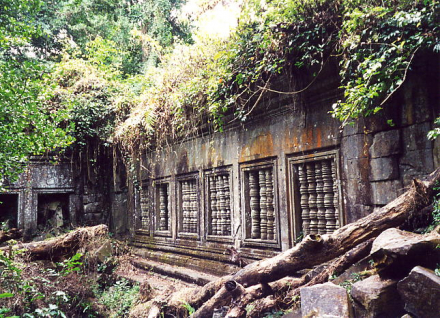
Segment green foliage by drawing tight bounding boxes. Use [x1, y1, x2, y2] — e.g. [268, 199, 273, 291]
[0, 0, 74, 185]
[333, 1, 439, 125]
[97, 279, 139, 318]
[182, 302, 195, 315]
[115, 0, 439, 152]
[423, 183, 440, 233]
[263, 310, 288, 318]
[339, 271, 368, 293]
[0, 59, 74, 184]
[56, 253, 83, 276]
[428, 116, 440, 140]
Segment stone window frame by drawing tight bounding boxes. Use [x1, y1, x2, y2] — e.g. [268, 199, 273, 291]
[287, 149, 344, 245]
[240, 158, 280, 248]
[176, 172, 200, 240]
[153, 177, 172, 238]
[204, 166, 234, 243]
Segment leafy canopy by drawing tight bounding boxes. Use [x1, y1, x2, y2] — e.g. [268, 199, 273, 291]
[0, 0, 74, 185]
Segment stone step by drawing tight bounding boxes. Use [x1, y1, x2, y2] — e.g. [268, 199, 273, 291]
[131, 257, 221, 286]
[132, 246, 240, 277]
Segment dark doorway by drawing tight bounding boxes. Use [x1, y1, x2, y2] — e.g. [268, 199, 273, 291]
[37, 193, 70, 229]
[0, 194, 19, 229]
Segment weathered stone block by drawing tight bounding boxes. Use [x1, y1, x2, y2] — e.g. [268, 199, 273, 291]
[344, 204, 374, 224]
[351, 275, 404, 318]
[401, 83, 431, 126]
[369, 130, 400, 158]
[402, 122, 433, 151]
[343, 158, 370, 181]
[342, 134, 372, 160]
[84, 202, 101, 214]
[301, 282, 352, 317]
[83, 212, 102, 223]
[370, 228, 440, 279]
[371, 180, 403, 205]
[434, 136, 440, 169]
[281, 309, 301, 318]
[369, 157, 399, 181]
[344, 178, 372, 206]
[400, 149, 435, 187]
[397, 266, 440, 318]
[94, 240, 113, 263]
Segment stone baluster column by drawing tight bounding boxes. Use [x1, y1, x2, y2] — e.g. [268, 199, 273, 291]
[298, 165, 310, 236]
[222, 175, 231, 236]
[259, 170, 268, 240]
[315, 162, 326, 234]
[306, 163, 318, 234]
[190, 181, 198, 233]
[217, 175, 226, 235]
[209, 176, 218, 235]
[266, 169, 275, 240]
[159, 185, 168, 231]
[182, 181, 189, 232]
[322, 161, 336, 233]
[331, 160, 340, 230]
[249, 171, 260, 239]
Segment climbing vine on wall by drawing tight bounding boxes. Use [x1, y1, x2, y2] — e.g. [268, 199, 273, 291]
[114, 0, 439, 153]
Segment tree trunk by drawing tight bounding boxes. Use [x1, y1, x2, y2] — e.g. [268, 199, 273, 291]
[12, 225, 108, 260]
[224, 238, 374, 318]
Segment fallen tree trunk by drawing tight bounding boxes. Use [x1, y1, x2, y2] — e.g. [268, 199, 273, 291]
[147, 168, 440, 317]
[228, 175, 436, 289]
[0, 228, 22, 244]
[222, 238, 373, 318]
[9, 225, 108, 260]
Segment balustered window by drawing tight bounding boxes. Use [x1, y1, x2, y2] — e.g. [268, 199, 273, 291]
[140, 186, 150, 231]
[155, 183, 170, 232]
[206, 171, 232, 237]
[242, 161, 278, 245]
[178, 178, 199, 235]
[289, 151, 343, 242]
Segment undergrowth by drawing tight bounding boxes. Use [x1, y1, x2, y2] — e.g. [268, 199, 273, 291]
[0, 231, 137, 317]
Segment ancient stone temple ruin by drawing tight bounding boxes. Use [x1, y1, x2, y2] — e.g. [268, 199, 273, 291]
[1, 57, 439, 274]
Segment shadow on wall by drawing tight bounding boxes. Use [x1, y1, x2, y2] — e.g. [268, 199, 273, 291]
[0, 194, 18, 228]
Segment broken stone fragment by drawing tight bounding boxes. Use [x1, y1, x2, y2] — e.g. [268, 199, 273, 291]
[300, 282, 353, 317]
[351, 274, 404, 318]
[397, 266, 440, 318]
[94, 240, 113, 263]
[370, 228, 440, 278]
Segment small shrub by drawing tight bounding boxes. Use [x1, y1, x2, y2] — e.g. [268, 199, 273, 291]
[57, 253, 83, 276]
[98, 279, 140, 317]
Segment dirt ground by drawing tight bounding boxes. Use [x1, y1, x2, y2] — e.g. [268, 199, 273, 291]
[114, 254, 197, 296]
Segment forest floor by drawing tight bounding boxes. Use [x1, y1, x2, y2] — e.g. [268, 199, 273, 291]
[0, 226, 196, 318]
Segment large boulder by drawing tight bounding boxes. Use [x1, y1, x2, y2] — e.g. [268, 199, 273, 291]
[351, 274, 404, 317]
[370, 228, 440, 278]
[300, 282, 353, 317]
[397, 266, 440, 318]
